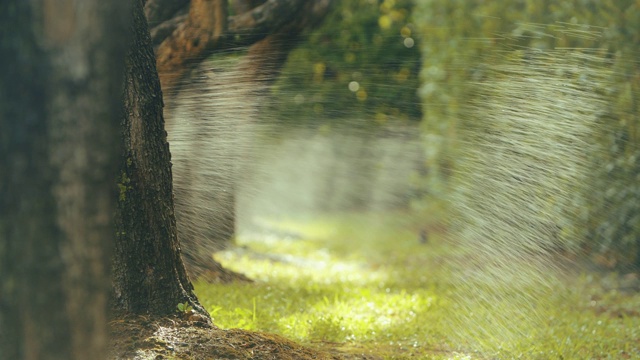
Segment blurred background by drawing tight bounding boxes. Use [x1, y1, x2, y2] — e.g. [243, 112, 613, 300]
[177, 0, 640, 268]
[167, 0, 640, 357]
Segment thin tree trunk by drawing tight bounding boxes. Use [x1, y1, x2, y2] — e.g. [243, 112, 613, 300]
[0, 1, 130, 358]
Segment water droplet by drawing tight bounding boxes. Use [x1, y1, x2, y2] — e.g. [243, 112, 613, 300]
[404, 37, 415, 48]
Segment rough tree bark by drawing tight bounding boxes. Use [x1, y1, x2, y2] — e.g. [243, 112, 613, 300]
[111, 0, 208, 318]
[0, 1, 130, 358]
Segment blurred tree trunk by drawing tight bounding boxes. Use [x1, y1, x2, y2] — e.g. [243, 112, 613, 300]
[0, 0, 130, 358]
[145, 0, 333, 280]
[111, 0, 208, 318]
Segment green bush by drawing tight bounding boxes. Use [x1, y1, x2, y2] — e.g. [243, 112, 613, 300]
[415, 1, 640, 264]
[269, 0, 422, 125]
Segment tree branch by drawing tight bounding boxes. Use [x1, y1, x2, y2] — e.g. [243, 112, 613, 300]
[155, 0, 227, 93]
[153, 0, 333, 94]
[145, 0, 188, 28]
[238, 0, 333, 86]
[228, 0, 305, 34]
[231, 0, 265, 15]
[150, 0, 311, 48]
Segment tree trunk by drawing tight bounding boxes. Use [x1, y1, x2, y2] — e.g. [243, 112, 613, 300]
[111, 0, 208, 318]
[0, 1, 130, 359]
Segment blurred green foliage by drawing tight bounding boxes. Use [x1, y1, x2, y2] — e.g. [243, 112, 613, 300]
[269, 0, 422, 125]
[416, 1, 640, 264]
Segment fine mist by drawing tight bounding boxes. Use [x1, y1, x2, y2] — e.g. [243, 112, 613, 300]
[165, 9, 639, 357]
[167, 56, 425, 275]
[238, 124, 424, 238]
[441, 49, 611, 352]
[166, 51, 263, 278]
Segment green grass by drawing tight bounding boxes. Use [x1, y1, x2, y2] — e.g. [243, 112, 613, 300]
[194, 212, 640, 359]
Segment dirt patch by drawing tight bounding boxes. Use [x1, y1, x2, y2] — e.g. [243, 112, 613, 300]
[109, 315, 381, 360]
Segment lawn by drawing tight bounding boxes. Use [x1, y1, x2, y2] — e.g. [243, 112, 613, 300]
[195, 212, 640, 359]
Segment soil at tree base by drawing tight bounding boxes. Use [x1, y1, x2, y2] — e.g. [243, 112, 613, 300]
[108, 315, 383, 360]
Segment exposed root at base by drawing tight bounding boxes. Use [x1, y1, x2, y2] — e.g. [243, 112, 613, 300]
[108, 315, 381, 360]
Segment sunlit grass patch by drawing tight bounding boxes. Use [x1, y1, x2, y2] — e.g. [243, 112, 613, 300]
[195, 212, 451, 358]
[194, 213, 640, 359]
[195, 272, 445, 357]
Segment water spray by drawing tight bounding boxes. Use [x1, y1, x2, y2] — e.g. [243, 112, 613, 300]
[441, 48, 611, 353]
